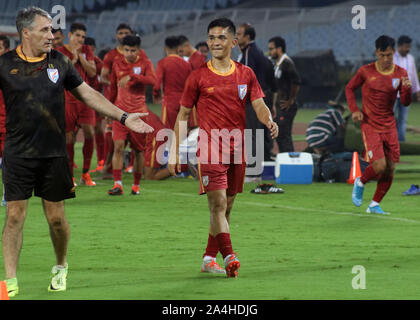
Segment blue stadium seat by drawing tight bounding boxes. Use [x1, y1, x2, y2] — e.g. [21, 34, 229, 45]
[73, 0, 84, 12]
[85, 0, 95, 10]
[39, 0, 51, 11]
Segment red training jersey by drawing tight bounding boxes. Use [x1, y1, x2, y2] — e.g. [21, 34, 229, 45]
[102, 47, 150, 100]
[109, 56, 156, 113]
[188, 50, 206, 70]
[56, 44, 95, 103]
[346, 62, 411, 132]
[153, 54, 192, 102]
[180, 60, 264, 163]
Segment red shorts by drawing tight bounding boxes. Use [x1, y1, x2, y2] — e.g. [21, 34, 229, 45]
[161, 103, 179, 130]
[144, 136, 167, 168]
[361, 125, 400, 163]
[112, 120, 146, 151]
[65, 100, 95, 132]
[197, 162, 246, 196]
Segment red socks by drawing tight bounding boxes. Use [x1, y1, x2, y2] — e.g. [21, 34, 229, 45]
[360, 165, 377, 184]
[83, 138, 94, 173]
[66, 143, 74, 175]
[134, 172, 142, 185]
[95, 132, 105, 163]
[113, 169, 122, 182]
[203, 234, 219, 258]
[373, 174, 394, 203]
[215, 233, 233, 259]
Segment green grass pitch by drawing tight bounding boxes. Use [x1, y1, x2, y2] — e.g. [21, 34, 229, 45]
[0, 105, 420, 300]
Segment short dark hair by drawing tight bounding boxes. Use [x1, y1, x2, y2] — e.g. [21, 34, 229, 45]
[98, 48, 111, 60]
[165, 36, 180, 49]
[240, 23, 256, 41]
[375, 35, 395, 51]
[0, 35, 10, 49]
[122, 35, 141, 47]
[195, 41, 208, 50]
[269, 36, 286, 53]
[85, 37, 96, 46]
[178, 35, 189, 45]
[70, 22, 86, 33]
[116, 23, 132, 33]
[52, 27, 63, 34]
[397, 35, 412, 46]
[207, 17, 236, 36]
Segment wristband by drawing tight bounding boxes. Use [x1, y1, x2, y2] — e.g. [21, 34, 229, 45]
[120, 112, 128, 125]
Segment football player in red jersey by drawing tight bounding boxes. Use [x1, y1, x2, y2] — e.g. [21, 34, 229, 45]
[57, 23, 98, 187]
[108, 35, 156, 196]
[178, 35, 206, 128]
[85, 37, 106, 173]
[169, 18, 278, 277]
[346, 35, 412, 215]
[153, 36, 192, 130]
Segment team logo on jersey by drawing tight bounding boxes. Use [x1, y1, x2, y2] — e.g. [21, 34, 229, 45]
[47, 68, 59, 84]
[238, 84, 247, 100]
[392, 78, 400, 89]
[133, 67, 141, 75]
[202, 176, 209, 187]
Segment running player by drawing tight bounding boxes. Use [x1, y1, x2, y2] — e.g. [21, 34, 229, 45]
[169, 18, 278, 277]
[153, 36, 192, 130]
[108, 35, 157, 195]
[346, 35, 412, 214]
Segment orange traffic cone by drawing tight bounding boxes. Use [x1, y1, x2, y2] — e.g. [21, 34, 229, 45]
[347, 151, 362, 184]
[0, 281, 9, 300]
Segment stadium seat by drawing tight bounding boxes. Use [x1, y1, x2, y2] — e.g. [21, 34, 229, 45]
[73, 0, 84, 12]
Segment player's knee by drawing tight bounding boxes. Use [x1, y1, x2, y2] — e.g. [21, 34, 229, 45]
[47, 215, 66, 230]
[211, 201, 227, 215]
[113, 143, 125, 154]
[5, 210, 25, 229]
[373, 160, 387, 174]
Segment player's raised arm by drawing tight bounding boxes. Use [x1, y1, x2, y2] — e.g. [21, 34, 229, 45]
[345, 67, 365, 122]
[251, 98, 278, 139]
[168, 106, 191, 176]
[70, 82, 153, 134]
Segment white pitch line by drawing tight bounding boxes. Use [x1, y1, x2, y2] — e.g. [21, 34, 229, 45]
[146, 189, 420, 225]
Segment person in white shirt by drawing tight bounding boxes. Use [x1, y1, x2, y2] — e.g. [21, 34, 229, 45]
[393, 35, 420, 142]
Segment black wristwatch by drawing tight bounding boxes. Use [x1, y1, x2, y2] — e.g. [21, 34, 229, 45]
[120, 112, 128, 125]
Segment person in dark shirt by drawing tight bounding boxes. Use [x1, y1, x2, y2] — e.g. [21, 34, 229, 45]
[268, 36, 301, 153]
[0, 7, 153, 297]
[236, 23, 276, 175]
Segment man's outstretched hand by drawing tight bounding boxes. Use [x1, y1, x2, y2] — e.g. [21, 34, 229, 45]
[125, 113, 154, 133]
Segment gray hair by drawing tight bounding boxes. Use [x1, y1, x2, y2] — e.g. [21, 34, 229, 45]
[16, 6, 52, 39]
